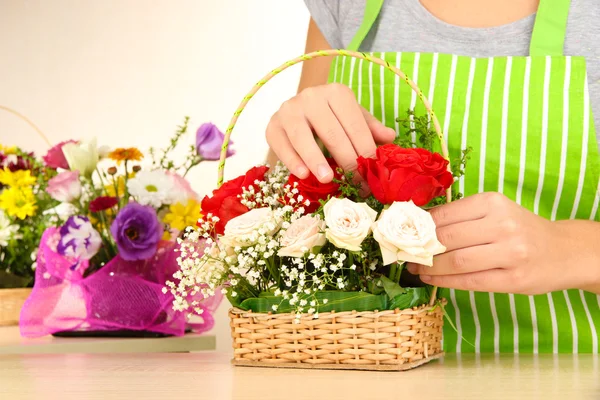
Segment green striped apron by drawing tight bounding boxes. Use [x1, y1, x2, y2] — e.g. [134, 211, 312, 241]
[329, 0, 600, 353]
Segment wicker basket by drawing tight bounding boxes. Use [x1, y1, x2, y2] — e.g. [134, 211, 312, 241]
[0, 288, 32, 326]
[230, 303, 445, 371]
[220, 50, 451, 371]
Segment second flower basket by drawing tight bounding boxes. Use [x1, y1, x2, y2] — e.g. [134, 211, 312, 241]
[217, 50, 451, 371]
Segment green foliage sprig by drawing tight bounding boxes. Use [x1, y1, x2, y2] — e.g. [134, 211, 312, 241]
[395, 109, 473, 205]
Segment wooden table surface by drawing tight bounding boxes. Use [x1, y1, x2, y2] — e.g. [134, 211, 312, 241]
[1, 352, 598, 400]
[0, 326, 215, 354]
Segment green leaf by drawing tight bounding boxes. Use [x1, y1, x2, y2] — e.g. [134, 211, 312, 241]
[379, 275, 406, 298]
[237, 291, 388, 313]
[437, 301, 475, 349]
[388, 287, 430, 310]
[0, 270, 32, 289]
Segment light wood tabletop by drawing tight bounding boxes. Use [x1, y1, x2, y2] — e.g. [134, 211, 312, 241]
[0, 326, 216, 354]
[0, 351, 598, 400]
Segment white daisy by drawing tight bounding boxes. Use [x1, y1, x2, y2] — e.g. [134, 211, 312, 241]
[43, 202, 78, 223]
[127, 170, 176, 208]
[0, 210, 20, 247]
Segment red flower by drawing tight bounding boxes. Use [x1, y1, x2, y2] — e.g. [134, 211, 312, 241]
[89, 196, 119, 212]
[0, 152, 33, 172]
[200, 166, 269, 234]
[357, 144, 453, 206]
[287, 158, 342, 213]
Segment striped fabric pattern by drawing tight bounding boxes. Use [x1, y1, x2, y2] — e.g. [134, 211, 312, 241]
[329, 52, 600, 353]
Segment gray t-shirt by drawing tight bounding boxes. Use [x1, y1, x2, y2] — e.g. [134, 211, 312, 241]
[304, 0, 600, 145]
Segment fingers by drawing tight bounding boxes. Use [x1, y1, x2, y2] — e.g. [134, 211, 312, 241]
[429, 192, 508, 228]
[360, 106, 396, 144]
[407, 243, 508, 276]
[303, 93, 361, 176]
[278, 101, 333, 182]
[325, 86, 376, 169]
[266, 115, 309, 179]
[266, 83, 395, 182]
[418, 269, 513, 293]
[435, 218, 498, 252]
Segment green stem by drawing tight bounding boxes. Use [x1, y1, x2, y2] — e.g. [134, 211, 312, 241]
[122, 160, 131, 207]
[182, 158, 202, 178]
[95, 167, 108, 196]
[395, 263, 405, 283]
[265, 256, 279, 286]
[389, 263, 397, 283]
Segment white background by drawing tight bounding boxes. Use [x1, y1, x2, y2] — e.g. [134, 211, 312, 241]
[0, 0, 310, 351]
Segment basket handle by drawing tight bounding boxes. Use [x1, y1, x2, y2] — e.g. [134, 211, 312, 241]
[218, 49, 451, 306]
[218, 50, 450, 195]
[0, 105, 51, 147]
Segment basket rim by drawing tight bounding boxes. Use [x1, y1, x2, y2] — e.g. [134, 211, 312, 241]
[229, 299, 447, 319]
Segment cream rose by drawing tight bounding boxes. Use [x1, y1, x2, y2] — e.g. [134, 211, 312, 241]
[278, 215, 326, 257]
[221, 208, 279, 247]
[323, 198, 377, 252]
[373, 201, 446, 266]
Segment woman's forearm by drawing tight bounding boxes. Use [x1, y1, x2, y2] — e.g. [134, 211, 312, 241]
[562, 220, 600, 294]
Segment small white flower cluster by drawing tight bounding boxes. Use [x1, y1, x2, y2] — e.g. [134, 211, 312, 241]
[274, 250, 367, 321]
[0, 209, 20, 247]
[240, 163, 291, 209]
[165, 215, 226, 316]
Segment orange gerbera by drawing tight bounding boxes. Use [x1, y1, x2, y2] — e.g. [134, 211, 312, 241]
[108, 148, 143, 164]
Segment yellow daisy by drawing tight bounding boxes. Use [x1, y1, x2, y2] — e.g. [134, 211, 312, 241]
[108, 148, 144, 165]
[0, 144, 17, 154]
[0, 168, 36, 188]
[0, 187, 37, 220]
[163, 199, 202, 231]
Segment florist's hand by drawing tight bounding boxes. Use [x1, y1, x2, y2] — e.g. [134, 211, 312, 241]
[266, 83, 396, 183]
[406, 192, 600, 294]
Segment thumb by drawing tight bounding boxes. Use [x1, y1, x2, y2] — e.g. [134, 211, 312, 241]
[361, 106, 396, 144]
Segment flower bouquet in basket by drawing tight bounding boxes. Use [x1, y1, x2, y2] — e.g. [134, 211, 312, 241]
[19, 119, 227, 338]
[168, 51, 471, 370]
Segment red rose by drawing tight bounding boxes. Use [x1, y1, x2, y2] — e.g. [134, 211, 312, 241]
[357, 144, 453, 206]
[286, 158, 342, 213]
[89, 196, 119, 212]
[200, 166, 269, 234]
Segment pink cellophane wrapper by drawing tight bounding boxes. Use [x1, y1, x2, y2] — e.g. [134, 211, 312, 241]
[20, 228, 221, 338]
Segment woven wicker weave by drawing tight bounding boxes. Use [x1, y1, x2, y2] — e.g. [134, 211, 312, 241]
[230, 303, 445, 371]
[221, 50, 449, 371]
[0, 288, 31, 326]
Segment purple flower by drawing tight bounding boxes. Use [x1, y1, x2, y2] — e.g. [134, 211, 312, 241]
[110, 202, 162, 261]
[58, 216, 102, 263]
[196, 122, 235, 161]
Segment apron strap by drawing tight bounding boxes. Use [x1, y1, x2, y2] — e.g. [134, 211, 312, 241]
[347, 0, 384, 51]
[529, 0, 571, 56]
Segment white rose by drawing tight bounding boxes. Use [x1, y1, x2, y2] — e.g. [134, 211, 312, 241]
[278, 215, 326, 257]
[323, 198, 377, 252]
[221, 208, 279, 247]
[373, 201, 446, 266]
